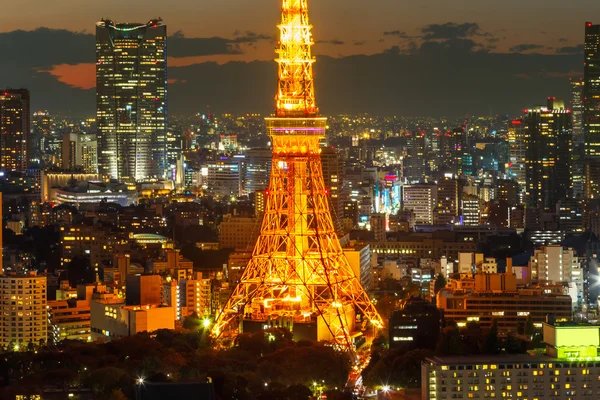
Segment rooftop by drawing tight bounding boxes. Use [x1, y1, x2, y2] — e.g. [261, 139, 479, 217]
[426, 354, 554, 365]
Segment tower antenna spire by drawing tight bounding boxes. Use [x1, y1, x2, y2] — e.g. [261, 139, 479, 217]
[275, 0, 318, 117]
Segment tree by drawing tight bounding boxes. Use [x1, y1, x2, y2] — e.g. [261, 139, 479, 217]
[84, 366, 126, 394]
[375, 295, 397, 322]
[285, 384, 312, 400]
[66, 255, 95, 287]
[436, 324, 464, 356]
[460, 322, 482, 355]
[108, 389, 128, 400]
[524, 315, 535, 338]
[504, 334, 527, 354]
[182, 312, 202, 331]
[364, 348, 434, 389]
[483, 319, 500, 355]
[434, 273, 447, 295]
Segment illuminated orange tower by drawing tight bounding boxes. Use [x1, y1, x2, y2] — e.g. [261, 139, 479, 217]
[213, 0, 382, 353]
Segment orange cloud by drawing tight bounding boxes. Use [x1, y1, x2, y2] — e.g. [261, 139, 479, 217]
[40, 63, 95, 90]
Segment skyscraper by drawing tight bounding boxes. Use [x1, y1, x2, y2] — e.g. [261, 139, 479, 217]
[320, 146, 345, 232]
[0, 89, 30, 172]
[584, 22, 600, 198]
[435, 176, 459, 225]
[525, 98, 572, 210]
[508, 119, 527, 203]
[96, 19, 167, 182]
[404, 132, 426, 182]
[571, 78, 585, 147]
[571, 78, 585, 199]
[0, 272, 47, 349]
[243, 148, 272, 194]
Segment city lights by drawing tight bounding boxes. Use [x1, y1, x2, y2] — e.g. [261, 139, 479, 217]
[1, 1, 599, 400]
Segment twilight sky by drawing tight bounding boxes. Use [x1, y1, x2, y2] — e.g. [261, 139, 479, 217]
[1, 0, 599, 116]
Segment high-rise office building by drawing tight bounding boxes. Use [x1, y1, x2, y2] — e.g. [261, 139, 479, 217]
[460, 194, 481, 226]
[62, 133, 78, 170]
[389, 297, 441, 351]
[584, 22, 600, 158]
[321, 147, 345, 232]
[572, 78, 586, 199]
[404, 132, 426, 182]
[584, 22, 600, 198]
[403, 183, 438, 225]
[96, 19, 167, 182]
[571, 78, 585, 147]
[0, 272, 47, 349]
[202, 157, 242, 197]
[525, 98, 573, 210]
[244, 148, 272, 194]
[507, 119, 527, 203]
[0, 192, 2, 275]
[80, 135, 98, 174]
[434, 176, 459, 225]
[0, 89, 30, 172]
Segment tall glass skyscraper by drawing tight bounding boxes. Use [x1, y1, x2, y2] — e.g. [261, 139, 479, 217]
[525, 98, 572, 210]
[96, 19, 167, 182]
[584, 22, 600, 198]
[0, 89, 30, 173]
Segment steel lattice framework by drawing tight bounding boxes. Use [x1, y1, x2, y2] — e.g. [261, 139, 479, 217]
[213, 0, 382, 354]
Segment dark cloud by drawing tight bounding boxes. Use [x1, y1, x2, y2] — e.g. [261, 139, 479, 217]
[230, 31, 274, 45]
[383, 30, 408, 37]
[556, 44, 585, 54]
[353, 41, 366, 46]
[0, 27, 582, 118]
[558, 37, 569, 42]
[168, 32, 243, 57]
[509, 43, 544, 53]
[420, 22, 490, 40]
[0, 28, 95, 67]
[0, 28, 273, 116]
[316, 39, 345, 45]
[160, 41, 583, 118]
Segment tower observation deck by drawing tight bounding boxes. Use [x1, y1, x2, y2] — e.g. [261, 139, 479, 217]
[213, 0, 382, 354]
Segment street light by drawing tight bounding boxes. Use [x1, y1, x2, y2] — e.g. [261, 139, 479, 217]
[382, 385, 390, 393]
[203, 318, 211, 328]
[137, 377, 145, 385]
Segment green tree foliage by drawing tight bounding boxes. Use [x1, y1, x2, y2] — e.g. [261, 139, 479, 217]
[108, 389, 128, 400]
[435, 323, 464, 356]
[84, 367, 126, 394]
[1, 328, 352, 398]
[434, 273, 447, 295]
[182, 312, 203, 331]
[363, 348, 434, 389]
[66, 255, 95, 287]
[524, 315, 535, 337]
[484, 319, 501, 355]
[180, 243, 233, 269]
[375, 295, 398, 322]
[461, 322, 483, 354]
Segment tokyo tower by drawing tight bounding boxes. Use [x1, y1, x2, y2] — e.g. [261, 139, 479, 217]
[213, 0, 382, 352]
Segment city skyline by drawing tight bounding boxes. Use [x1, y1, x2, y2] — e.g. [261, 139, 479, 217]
[4, 1, 600, 398]
[1, 0, 599, 117]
